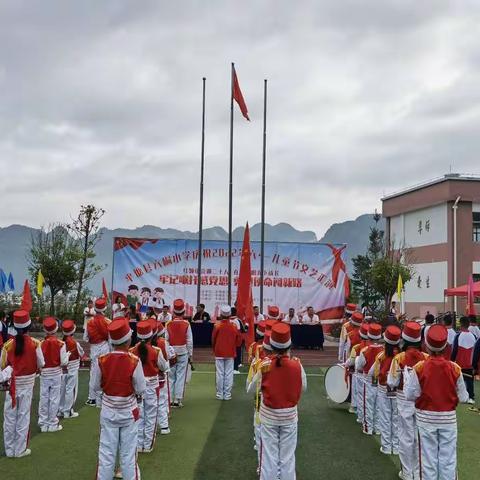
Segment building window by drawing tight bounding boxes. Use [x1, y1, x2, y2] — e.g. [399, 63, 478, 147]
[473, 212, 480, 242]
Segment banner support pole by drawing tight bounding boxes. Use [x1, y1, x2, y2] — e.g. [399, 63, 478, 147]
[197, 78, 206, 306]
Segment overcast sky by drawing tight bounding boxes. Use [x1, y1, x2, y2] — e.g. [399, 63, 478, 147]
[1, 1, 480, 238]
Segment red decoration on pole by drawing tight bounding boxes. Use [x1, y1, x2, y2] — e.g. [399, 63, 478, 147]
[20, 280, 32, 312]
[233, 66, 250, 121]
[102, 278, 109, 302]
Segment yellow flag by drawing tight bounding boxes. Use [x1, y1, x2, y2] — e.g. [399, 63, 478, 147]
[37, 270, 45, 295]
[397, 273, 403, 300]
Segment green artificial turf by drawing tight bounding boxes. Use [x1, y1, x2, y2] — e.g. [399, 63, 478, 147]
[0, 367, 478, 479]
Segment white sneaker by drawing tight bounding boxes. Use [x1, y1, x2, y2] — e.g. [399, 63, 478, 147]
[160, 428, 170, 435]
[224, 396, 232, 401]
[40, 426, 49, 433]
[233, 370, 240, 375]
[64, 411, 79, 419]
[348, 406, 356, 414]
[16, 449, 31, 458]
[467, 398, 475, 405]
[48, 425, 63, 433]
[380, 447, 391, 455]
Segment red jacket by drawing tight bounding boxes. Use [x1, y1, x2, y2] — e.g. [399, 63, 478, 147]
[2, 336, 39, 376]
[41, 335, 64, 368]
[99, 352, 139, 397]
[212, 320, 239, 358]
[87, 314, 110, 344]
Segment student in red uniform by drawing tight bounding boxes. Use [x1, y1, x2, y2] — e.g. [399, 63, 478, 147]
[388, 321, 429, 480]
[451, 316, 476, 404]
[153, 320, 176, 435]
[212, 305, 241, 400]
[405, 325, 469, 480]
[85, 298, 111, 406]
[95, 319, 146, 480]
[1, 310, 44, 457]
[441, 313, 456, 359]
[165, 299, 193, 407]
[338, 303, 358, 362]
[59, 320, 84, 419]
[38, 317, 68, 433]
[356, 323, 384, 435]
[248, 320, 266, 364]
[247, 323, 306, 480]
[130, 321, 168, 453]
[370, 325, 401, 455]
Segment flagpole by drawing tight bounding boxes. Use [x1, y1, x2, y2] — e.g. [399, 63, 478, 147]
[197, 77, 206, 306]
[228, 63, 234, 305]
[260, 79, 267, 313]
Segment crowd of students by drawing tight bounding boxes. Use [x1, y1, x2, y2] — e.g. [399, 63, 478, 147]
[339, 303, 478, 480]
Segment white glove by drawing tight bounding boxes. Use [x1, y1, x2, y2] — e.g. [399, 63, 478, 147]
[1, 365, 13, 382]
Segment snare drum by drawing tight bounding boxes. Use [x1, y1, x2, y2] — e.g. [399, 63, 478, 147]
[324, 364, 351, 404]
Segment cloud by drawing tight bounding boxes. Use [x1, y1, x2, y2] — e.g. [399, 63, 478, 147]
[1, 1, 480, 237]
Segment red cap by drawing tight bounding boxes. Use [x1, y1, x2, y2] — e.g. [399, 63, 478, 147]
[157, 321, 165, 335]
[368, 323, 382, 340]
[148, 318, 158, 335]
[350, 311, 364, 327]
[270, 323, 291, 349]
[43, 316, 58, 334]
[256, 320, 266, 337]
[384, 325, 401, 345]
[267, 305, 280, 319]
[263, 330, 272, 351]
[137, 321, 153, 340]
[265, 319, 277, 332]
[402, 321, 422, 343]
[173, 299, 185, 315]
[13, 310, 31, 329]
[359, 323, 369, 339]
[108, 319, 132, 345]
[425, 324, 448, 352]
[62, 320, 76, 335]
[345, 303, 357, 314]
[95, 298, 107, 312]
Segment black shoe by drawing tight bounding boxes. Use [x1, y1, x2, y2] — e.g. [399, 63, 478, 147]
[85, 399, 96, 407]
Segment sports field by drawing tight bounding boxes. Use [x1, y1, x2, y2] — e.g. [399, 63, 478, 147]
[0, 366, 478, 479]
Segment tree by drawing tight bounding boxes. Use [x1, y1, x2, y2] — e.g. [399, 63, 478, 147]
[67, 205, 105, 319]
[370, 246, 414, 312]
[28, 225, 82, 315]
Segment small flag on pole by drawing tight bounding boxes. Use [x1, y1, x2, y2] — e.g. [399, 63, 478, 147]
[233, 66, 250, 121]
[0, 269, 6, 293]
[20, 280, 32, 312]
[102, 278, 109, 301]
[37, 270, 45, 295]
[7, 272, 15, 291]
[397, 273, 403, 300]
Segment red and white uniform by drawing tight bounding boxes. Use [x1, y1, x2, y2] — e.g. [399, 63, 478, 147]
[59, 324, 85, 417]
[165, 315, 193, 403]
[337, 305, 359, 362]
[39, 330, 68, 431]
[405, 354, 468, 480]
[212, 317, 240, 400]
[1, 313, 44, 457]
[388, 347, 428, 480]
[130, 339, 168, 451]
[154, 334, 175, 431]
[95, 350, 146, 480]
[356, 338, 383, 435]
[443, 327, 456, 360]
[247, 354, 307, 480]
[85, 310, 111, 403]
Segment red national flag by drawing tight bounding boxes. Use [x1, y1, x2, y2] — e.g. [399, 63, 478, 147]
[20, 280, 32, 312]
[233, 66, 250, 121]
[102, 278, 109, 302]
[236, 223, 255, 346]
[466, 274, 476, 316]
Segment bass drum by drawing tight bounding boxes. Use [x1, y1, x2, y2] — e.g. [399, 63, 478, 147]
[324, 364, 351, 404]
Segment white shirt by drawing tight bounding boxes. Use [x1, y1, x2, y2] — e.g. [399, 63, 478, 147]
[302, 314, 320, 325]
[158, 312, 172, 323]
[83, 307, 95, 329]
[112, 303, 126, 319]
[283, 314, 299, 325]
[254, 313, 265, 324]
[468, 325, 480, 339]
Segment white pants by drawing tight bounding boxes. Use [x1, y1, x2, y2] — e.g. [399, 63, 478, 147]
[377, 388, 399, 453]
[138, 385, 159, 450]
[157, 382, 169, 430]
[350, 372, 357, 410]
[397, 397, 419, 480]
[254, 412, 261, 464]
[89, 342, 110, 402]
[59, 370, 79, 415]
[260, 422, 297, 480]
[3, 386, 33, 457]
[97, 416, 140, 480]
[364, 382, 377, 434]
[417, 425, 457, 480]
[38, 375, 61, 429]
[356, 375, 366, 424]
[215, 358, 234, 400]
[169, 354, 188, 402]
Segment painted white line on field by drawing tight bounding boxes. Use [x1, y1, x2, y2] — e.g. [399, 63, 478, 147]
[190, 371, 325, 377]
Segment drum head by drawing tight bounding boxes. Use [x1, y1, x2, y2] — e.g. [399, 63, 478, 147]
[324, 364, 350, 404]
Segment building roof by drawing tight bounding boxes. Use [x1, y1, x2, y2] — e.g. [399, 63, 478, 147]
[382, 173, 480, 201]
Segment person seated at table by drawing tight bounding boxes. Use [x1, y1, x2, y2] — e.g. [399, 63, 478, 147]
[158, 305, 172, 324]
[146, 307, 157, 321]
[253, 306, 265, 324]
[283, 308, 300, 325]
[301, 307, 320, 325]
[193, 304, 211, 323]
